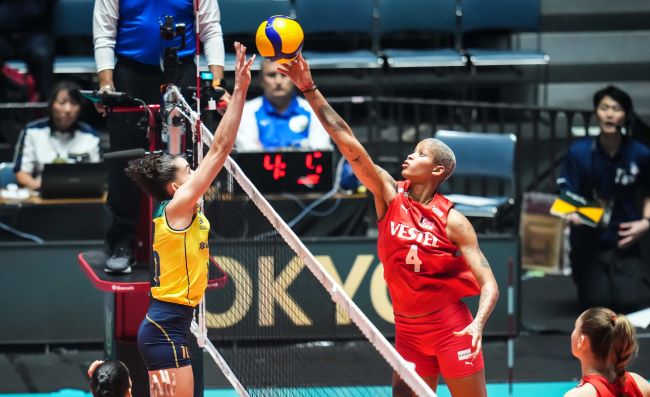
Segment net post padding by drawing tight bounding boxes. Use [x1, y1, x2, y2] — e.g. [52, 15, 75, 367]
[197, 123, 437, 397]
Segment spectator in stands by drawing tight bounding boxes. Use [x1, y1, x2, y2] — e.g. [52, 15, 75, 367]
[557, 85, 650, 312]
[12, 81, 101, 190]
[236, 59, 332, 151]
[564, 307, 650, 397]
[88, 360, 176, 397]
[0, 0, 55, 101]
[93, 0, 227, 273]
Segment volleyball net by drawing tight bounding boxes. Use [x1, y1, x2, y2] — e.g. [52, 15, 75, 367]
[167, 86, 436, 397]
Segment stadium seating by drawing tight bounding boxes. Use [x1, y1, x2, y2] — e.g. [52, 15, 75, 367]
[435, 130, 517, 219]
[378, 0, 466, 68]
[294, 0, 383, 69]
[460, 0, 549, 66]
[0, 162, 16, 188]
[219, 0, 293, 69]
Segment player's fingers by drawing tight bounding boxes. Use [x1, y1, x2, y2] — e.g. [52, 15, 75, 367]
[471, 332, 478, 348]
[170, 372, 177, 392]
[246, 54, 256, 69]
[151, 374, 162, 397]
[452, 328, 467, 336]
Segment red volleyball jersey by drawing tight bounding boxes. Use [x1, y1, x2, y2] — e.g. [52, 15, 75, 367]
[377, 180, 480, 316]
[578, 373, 643, 397]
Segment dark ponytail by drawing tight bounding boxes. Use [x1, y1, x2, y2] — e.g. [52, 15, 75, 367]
[125, 153, 179, 201]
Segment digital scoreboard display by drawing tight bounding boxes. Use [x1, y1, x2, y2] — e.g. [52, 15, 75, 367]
[233, 150, 334, 194]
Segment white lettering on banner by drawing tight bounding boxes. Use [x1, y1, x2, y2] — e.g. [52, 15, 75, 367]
[205, 257, 253, 327]
[370, 263, 395, 323]
[390, 221, 439, 247]
[259, 256, 312, 326]
[318, 255, 374, 325]
[205, 254, 397, 329]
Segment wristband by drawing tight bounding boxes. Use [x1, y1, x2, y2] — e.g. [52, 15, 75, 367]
[99, 85, 115, 93]
[300, 83, 317, 93]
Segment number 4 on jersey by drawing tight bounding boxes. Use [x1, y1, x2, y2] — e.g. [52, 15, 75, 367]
[406, 244, 422, 272]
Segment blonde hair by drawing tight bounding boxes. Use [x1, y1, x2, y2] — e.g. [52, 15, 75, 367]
[423, 138, 456, 181]
[579, 307, 638, 395]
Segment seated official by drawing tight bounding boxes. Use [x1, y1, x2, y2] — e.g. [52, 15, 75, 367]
[13, 81, 101, 190]
[236, 60, 363, 191]
[236, 59, 332, 152]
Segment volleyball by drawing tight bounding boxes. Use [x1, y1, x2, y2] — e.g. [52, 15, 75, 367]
[255, 15, 304, 64]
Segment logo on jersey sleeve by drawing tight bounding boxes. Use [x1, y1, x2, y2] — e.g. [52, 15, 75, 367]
[431, 205, 444, 218]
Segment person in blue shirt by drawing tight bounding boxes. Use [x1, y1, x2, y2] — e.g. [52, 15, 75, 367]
[93, 0, 227, 273]
[557, 85, 650, 312]
[236, 59, 331, 152]
[236, 60, 364, 191]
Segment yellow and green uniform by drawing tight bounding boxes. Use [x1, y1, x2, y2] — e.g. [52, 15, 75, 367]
[150, 200, 210, 307]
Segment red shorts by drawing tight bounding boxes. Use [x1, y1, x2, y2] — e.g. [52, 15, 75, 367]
[394, 301, 484, 379]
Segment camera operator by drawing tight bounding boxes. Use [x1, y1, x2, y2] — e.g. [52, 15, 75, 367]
[93, 0, 228, 273]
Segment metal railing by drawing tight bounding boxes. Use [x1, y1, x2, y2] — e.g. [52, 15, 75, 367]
[328, 96, 597, 199]
[0, 97, 598, 197]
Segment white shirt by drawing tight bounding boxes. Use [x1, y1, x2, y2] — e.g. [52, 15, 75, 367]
[13, 119, 101, 177]
[93, 0, 225, 72]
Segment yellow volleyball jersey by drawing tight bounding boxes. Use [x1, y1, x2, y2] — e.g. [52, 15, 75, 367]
[150, 200, 210, 307]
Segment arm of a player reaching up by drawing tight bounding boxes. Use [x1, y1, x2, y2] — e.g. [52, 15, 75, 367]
[168, 42, 254, 215]
[277, 55, 396, 217]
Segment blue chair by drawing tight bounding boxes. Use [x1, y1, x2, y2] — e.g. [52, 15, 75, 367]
[460, 0, 549, 66]
[0, 162, 17, 188]
[379, 0, 466, 68]
[435, 130, 516, 219]
[53, 0, 97, 72]
[294, 0, 383, 69]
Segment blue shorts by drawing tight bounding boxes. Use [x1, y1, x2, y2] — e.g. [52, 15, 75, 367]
[137, 298, 194, 370]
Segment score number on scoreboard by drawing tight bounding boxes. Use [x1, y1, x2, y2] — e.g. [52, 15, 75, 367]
[236, 150, 334, 194]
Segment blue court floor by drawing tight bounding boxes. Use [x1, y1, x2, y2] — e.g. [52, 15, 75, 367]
[0, 382, 578, 397]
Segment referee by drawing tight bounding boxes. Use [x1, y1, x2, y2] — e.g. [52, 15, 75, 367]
[93, 0, 228, 273]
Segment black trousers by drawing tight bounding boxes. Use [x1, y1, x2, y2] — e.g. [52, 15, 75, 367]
[570, 244, 642, 313]
[105, 57, 196, 253]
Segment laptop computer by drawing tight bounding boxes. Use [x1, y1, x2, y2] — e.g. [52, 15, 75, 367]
[40, 163, 107, 199]
[234, 150, 334, 194]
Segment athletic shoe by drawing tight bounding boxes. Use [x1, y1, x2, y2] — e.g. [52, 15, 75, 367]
[104, 246, 134, 274]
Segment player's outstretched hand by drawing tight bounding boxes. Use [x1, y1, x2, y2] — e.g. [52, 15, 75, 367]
[277, 54, 315, 93]
[233, 42, 256, 91]
[453, 320, 483, 360]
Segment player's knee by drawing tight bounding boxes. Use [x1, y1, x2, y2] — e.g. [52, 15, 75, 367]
[391, 373, 413, 397]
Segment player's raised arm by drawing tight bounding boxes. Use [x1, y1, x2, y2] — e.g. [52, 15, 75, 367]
[277, 55, 396, 212]
[169, 42, 255, 214]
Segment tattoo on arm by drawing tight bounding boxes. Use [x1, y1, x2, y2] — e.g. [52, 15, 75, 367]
[317, 105, 348, 134]
[479, 253, 491, 269]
